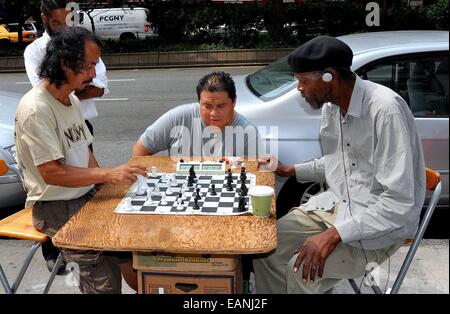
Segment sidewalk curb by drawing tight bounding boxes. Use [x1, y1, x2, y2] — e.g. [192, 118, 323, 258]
[0, 48, 294, 73]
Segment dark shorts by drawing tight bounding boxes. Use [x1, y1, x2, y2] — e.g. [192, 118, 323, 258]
[32, 190, 123, 294]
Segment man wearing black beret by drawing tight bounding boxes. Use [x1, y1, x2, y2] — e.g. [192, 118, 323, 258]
[255, 36, 426, 293]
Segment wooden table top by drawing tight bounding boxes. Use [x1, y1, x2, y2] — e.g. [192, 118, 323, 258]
[53, 156, 277, 254]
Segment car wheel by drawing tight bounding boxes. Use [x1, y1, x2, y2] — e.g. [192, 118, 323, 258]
[276, 178, 326, 219]
[120, 33, 136, 41]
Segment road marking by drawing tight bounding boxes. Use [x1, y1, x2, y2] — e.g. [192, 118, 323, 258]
[96, 98, 129, 102]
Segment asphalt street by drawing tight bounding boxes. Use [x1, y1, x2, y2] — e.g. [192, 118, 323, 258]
[0, 67, 448, 294]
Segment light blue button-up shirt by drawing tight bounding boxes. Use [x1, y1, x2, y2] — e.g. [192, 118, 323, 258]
[295, 76, 426, 250]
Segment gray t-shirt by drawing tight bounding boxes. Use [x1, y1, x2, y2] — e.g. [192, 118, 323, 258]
[140, 103, 264, 157]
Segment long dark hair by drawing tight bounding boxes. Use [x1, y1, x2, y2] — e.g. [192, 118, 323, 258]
[39, 27, 102, 88]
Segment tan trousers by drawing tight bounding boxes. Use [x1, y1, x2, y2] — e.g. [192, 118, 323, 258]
[253, 206, 402, 294]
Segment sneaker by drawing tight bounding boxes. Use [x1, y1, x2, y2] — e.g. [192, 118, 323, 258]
[46, 258, 67, 275]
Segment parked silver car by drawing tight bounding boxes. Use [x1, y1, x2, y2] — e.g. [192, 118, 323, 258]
[232, 30, 449, 216]
[0, 91, 25, 208]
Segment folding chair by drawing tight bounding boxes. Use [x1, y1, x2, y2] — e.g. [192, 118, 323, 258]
[0, 208, 64, 294]
[348, 168, 442, 294]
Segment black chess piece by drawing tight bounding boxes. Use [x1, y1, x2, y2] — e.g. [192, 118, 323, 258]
[189, 165, 197, 179]
[240, 182, 248, 196]
[227, 168, 232, 179]
[180, 159, 184, 163]
[238, 193, 247, 212]
[226, 177, 233, 191]
[187, 176, 194, 187]
[195, 187, 201, 200]
[210, 183, 217, 196]
[193, 198, 200, 210]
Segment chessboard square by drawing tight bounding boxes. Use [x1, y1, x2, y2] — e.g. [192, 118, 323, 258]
[198, 175, 212, 181]
[220, 192, 235, 198]
[140, 206, 157, 212]
[187, 201, 204, 207]
[170, 208, 187, 213]
[131, 200, 145, 206]
[218, 202, 234, 208]
[220, 197, 235, 203]
[175, 175, 186, 180]
[201, 207, 218, 213]
[204, 197, 220, 202]
[155, 206, 172, 212]
[211, 180, 223, 184]
[202, 201, 219, 208]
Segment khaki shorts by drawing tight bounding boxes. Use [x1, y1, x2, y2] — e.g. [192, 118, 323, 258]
[32, 190, 122, 294]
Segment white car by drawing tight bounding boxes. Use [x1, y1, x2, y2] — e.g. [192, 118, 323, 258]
[231, 31, 448, 218]
[0, 91, 25, 208]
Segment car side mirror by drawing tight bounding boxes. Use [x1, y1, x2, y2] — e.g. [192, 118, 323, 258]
[0, 160, 8, 176]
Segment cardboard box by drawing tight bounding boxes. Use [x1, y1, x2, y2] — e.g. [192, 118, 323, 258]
[133, 252, 238, 272]
[138, 267, 242, 294]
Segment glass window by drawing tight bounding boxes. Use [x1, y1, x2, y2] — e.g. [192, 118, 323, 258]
[246, 56, 297, 101]
[358, 54, 449, 117]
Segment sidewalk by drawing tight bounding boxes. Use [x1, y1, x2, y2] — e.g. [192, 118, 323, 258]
[0, 239, 448, 294]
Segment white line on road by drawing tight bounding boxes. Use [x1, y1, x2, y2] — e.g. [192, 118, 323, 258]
[96, 98, 129, 102]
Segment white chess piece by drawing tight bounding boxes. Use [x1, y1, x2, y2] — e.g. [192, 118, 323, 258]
[124, 197, 133, 211]
[176, 197, 184, 210]
[146, 190, 154, 205]
[151, 166, 158, 178]
[166, 183, 173, 195]
[181, 187, 187, 200]
[136, 175, 147, 195]
[154, 182, 160, 193]
[160, 192, 168, 205]
[170, 175, 178, 187]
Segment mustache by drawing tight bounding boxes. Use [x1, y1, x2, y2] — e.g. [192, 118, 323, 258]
[83, 78, 93, 85]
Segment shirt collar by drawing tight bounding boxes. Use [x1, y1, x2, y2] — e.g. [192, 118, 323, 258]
[346, 75, 365, 118]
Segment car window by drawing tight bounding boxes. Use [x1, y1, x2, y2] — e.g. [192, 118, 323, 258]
[246, 56, 297, 101]
[358, 54, 449, 117]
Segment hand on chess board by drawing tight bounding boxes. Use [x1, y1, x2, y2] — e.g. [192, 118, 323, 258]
[103, 163, 148, 185]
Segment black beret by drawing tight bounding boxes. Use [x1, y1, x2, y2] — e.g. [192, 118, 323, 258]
[288, 36, 353, 73]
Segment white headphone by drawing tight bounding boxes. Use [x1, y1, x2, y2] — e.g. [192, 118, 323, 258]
[321, 71, 333, 82]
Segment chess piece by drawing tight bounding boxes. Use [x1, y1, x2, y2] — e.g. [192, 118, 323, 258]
[170, 175, 178, 187]
[166, 183, 173, 195]
[193, 198, 200, 210]
[177, 192, 184, 204]
[195, 186, 201, 200]
[147, 194, 154, 206]
[176, 197, 184, 210]
[227, 168, 232, 180]
[226, 175, 233, 191]
[189, 165, 197, 179]
[124, 197, 133, 211]
[154, 182, 160, 193]
[238, 194, 247, 212]
[240, 182, 248, 196]
[160, 192, 168, 205]
[210, 183, 217, 196]
[187, 176, 194, 187]
[151, 166, 158, 178]
[136, 175, 147, 195]
[181, 187, 187, 200]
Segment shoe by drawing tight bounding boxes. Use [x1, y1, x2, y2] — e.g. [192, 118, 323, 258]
[46, 258, 67, 275]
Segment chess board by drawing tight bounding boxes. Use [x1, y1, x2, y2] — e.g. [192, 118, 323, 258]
[114, 173, 256, 216]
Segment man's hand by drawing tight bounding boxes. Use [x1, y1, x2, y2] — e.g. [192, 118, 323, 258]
[293, 227, 341, 283]
[104, 164, 148, 185]
[257, 155, 295, 177]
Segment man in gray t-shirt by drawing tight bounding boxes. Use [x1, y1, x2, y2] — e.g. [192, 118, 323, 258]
[132, 71, 264, 158]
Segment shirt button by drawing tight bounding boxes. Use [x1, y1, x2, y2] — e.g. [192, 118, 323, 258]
[352, 163, 356, 167]
[346, 143, 350, 147]
[343, 200, 347, 203]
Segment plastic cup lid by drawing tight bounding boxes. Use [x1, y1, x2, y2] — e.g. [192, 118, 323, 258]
[248, 185, 274, 197]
